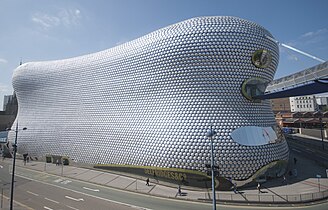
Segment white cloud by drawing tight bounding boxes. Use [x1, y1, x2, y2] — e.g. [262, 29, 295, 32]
[32, 13, 60, 29]
[32, 8, 82, 29]
[0, 58, 8, 64]
[298, 28, 328, 46]
[280, 28, 328, 62]
[301, 28, 328, 39]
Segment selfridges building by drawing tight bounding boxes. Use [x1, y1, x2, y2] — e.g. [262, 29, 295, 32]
[10, 16, 289, 184]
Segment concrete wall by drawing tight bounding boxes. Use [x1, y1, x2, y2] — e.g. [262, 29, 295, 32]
[300, 128, 328, 139]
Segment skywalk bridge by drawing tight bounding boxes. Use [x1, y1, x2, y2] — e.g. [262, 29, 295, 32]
[255, 61, 328, 100]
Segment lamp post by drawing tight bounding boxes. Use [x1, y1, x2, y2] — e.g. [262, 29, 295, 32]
[206, 126, 217, 210]
[319, 117, 324, 150]
[7, 122, 27, 210]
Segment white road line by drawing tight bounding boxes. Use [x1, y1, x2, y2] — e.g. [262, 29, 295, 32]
[65, 195, 84, 202]
[44, 206, 53, 210]
[61, 180, 72, 184]
[45, 197, 60, 204]
[26, 191, 39, 196]
[66, 205, 80, 210]
[0, 165, 3, 168]
[318, 155, 328, 160]
[16, 173, 152, 210]
[291, 148, 301, 153]
[83, 186, 100, 192]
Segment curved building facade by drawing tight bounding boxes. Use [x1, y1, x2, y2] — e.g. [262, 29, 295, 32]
[10, 16, 289, 182]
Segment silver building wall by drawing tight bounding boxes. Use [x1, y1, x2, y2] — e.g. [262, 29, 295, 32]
[10, 16, 289, 181]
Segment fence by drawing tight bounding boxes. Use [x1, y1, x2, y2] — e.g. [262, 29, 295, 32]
[216, 189, 328, 204]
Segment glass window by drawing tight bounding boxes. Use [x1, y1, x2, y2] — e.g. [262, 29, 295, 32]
[251, 49, 272, 68]
[241, 77, 269, 102]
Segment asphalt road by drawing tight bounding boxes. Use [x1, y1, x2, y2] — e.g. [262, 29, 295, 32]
[286, 135, 328, 168]
[0, 158, 327, 210]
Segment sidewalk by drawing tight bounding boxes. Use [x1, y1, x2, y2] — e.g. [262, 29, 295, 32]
[4, 157, 328, 205]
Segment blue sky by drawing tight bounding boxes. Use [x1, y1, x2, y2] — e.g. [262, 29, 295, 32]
[0, 0, 327, 109]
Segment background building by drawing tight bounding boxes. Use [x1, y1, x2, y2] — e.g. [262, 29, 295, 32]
[2, 95, 12, 111]
[289, 95, 318, 112]
[270, 98, 291, 114]
[316, 96, 328, 112]
[0, 93, 17, 131]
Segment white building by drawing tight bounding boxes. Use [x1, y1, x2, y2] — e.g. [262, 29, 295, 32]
[289, 95, 318, 112]
[8, 16, 289, 185]
[316, 96, 328, 106]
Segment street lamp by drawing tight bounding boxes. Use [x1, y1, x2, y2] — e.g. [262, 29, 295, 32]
[206, 126, 217, 210]
[6, 122, 27, 210]
[319, 117, 324, 150]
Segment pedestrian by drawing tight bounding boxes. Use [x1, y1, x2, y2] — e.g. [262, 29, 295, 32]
[178, 185, 181, 196]
[257, 183, 261, 194]
[282, 175, 287, 185]
[233, 182, 237, 194]
[146, 178, 150, 186]
[56, 159, 59, 166]
[293, 157, 297, 165]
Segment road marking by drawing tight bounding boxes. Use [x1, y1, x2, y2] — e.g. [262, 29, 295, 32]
[2, 193, 35, 210]
[66, 205, 80, 210]
[27, 191, 39, 196]
[15, 172, 152, 210]
[318, 155, 328, 160]
[45, 197, 60, 204]
[44, 206, 53, 210]
[65, 195, 84, 202]
[61, 180, 72, 184]
[83, 186, 100, 192]
[54, 179, 72, 184]
[0, 165, 3, 168]
[291, 148, 301, 153]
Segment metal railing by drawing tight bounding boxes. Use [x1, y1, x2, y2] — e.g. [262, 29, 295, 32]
[216, 189, 328, 204]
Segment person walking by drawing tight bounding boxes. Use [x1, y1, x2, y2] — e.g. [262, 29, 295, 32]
[257, 183, 261, 194]
[233, 182, 237, 194]
[282, 175, 287, 185]
[146, 178, 150, 186]
[178, 185, 182, 196]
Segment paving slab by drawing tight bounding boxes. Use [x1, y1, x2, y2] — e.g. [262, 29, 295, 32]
[149, 185, 177, 198]
[74, 169, 104, 181]
[106, 176, 135, 189]
[63, 167, 89, 177]
[125, 179, 153, 193]
[88, 172, 118, 185]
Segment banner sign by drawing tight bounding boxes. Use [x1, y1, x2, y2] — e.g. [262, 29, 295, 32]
[94, 164, 217, 188]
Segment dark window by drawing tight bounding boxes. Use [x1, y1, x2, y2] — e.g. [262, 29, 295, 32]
[241, 77, 269, 102]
